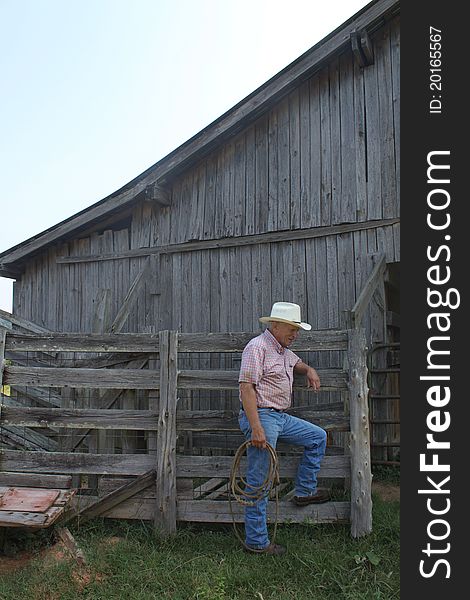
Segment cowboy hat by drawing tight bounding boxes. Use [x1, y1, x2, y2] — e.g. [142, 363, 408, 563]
[259, 302, 311, 331]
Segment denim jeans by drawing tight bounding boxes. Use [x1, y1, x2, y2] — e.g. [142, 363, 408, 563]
[238, 407, 327, 549]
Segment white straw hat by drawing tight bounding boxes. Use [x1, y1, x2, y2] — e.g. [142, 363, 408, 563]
[259, 302, 311, 331]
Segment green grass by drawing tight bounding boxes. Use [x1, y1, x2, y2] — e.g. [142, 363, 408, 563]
[0, 494, 399, 600]
[372, 465, 400, 486]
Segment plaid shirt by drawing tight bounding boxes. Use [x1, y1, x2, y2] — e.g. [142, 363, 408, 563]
[238, 329, 301, 410]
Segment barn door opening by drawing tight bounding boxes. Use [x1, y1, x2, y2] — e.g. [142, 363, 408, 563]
[368, 262, 400, 465]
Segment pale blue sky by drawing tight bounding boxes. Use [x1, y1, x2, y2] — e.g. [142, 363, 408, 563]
[0, 0, 371, 313]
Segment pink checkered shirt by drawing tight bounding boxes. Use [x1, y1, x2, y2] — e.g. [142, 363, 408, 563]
[238, 329, 302, 410]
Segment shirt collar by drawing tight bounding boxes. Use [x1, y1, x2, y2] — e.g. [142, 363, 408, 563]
[263, 328, 285, 354]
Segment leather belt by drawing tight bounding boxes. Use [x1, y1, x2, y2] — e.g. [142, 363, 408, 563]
[240, 406, 286, 413]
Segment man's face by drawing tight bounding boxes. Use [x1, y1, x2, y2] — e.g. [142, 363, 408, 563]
[270, 322, 300, 347]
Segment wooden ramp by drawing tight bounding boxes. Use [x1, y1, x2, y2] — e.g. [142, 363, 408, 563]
[0, 486, 76, 529]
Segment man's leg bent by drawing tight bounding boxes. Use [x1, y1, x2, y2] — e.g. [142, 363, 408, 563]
[279, 414, 327, 497]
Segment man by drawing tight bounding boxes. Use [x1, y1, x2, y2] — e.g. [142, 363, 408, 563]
[238, 301, 330, 555]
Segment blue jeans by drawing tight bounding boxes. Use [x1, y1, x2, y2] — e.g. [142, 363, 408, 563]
[238, 408, 327, 549]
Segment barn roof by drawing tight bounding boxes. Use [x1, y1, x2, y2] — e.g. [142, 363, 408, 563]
[0, 0, 399, 278]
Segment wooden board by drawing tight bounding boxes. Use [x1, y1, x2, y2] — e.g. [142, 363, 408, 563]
[0, 450, 349, 478]
[0, 487, 76, 528]
[67, 496, 350, 524]
[3, 366, 160, 389]
[0, 472, 72, 489]
[5, 329, 350, 354]
[176, 499, 350, 524]
[0, 487, 59, 512]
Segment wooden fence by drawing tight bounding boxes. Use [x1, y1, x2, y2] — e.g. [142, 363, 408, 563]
[0, 327, 372, 537]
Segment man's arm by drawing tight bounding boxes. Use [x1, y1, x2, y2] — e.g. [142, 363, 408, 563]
[239, 382, 267, 448]
[294, 361, 321, 391]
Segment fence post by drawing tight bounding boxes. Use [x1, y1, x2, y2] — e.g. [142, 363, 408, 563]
[0, 327, 7, 435]
[0, 327, 6, 384]
[347, 328, 372, 537]
[155, 330, 178, 535]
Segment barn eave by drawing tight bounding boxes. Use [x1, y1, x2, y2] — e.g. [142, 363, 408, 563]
[0, 0, 399, 277]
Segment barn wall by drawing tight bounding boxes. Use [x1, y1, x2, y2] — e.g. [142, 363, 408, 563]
[148, 17, 399, 243]
[10, 15, 400, 459]
[13, 17, 400, 345]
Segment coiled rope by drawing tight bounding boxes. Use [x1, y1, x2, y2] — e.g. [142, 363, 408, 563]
[228, 441, 280, 552]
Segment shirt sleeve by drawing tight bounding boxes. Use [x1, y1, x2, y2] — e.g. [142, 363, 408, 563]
[238, 343, 264, 385]
[290, 350, 302, 368]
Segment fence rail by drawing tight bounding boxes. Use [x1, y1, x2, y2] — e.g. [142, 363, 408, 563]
[4, 329, 350, 354]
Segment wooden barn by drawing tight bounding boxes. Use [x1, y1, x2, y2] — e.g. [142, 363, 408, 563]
[0, 0, 399, 535]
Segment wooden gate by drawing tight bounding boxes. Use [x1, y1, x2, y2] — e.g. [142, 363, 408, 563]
[0, 327, 371, 537]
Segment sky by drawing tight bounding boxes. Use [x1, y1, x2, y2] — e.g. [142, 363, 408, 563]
[0, 0, 372, 313]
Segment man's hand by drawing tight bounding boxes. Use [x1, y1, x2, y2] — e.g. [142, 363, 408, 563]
[294, 361, 321, 392]
[306, 367, 321, 392]
[251, 425, 267, 449]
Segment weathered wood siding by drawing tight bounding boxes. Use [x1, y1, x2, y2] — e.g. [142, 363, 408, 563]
[142, 22, 400, 245]
[13, 18, 400, 347]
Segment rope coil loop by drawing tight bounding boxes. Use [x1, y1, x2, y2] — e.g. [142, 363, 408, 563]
[228, 441, 281, 552]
